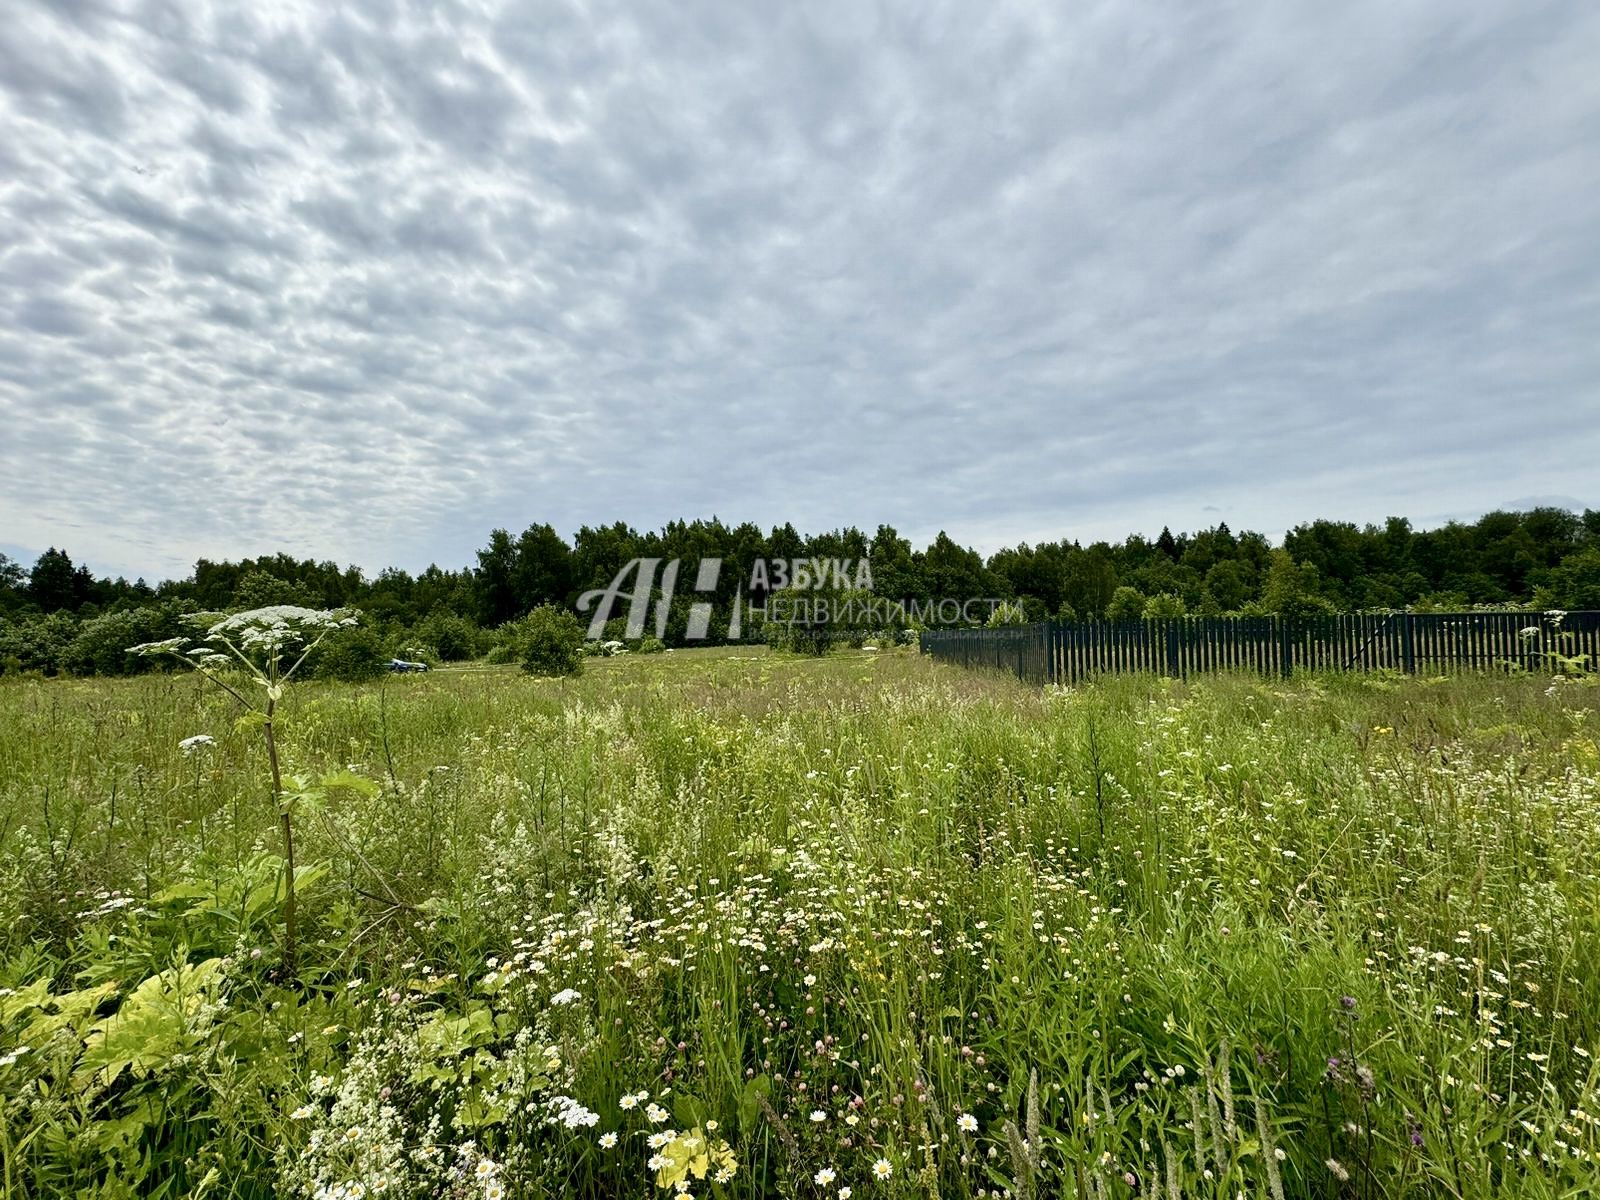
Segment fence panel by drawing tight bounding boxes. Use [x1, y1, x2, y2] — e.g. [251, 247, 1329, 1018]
[921, 612, 1599, 685]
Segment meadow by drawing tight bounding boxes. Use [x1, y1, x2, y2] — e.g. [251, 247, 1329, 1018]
[1, 647, 1598, 1198]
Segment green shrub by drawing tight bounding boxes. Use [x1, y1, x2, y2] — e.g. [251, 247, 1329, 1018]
[313, 625, 387, 681]
[416, 611, 481, 661]
[985, 602, 1028, 627]
[1141, 592, 1187, 619]
[765, 586, 883, 655]
[514, 605, 584, 677]
[1106, 585, 1146, 622]
[0, 611, 79, 675]
[637, 636, 666, 654]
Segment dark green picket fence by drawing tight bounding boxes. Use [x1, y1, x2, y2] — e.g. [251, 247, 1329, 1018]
[920, 611, 1600, 686]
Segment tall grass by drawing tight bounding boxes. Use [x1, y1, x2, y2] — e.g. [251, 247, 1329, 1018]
[1, 649, 1597, 1197]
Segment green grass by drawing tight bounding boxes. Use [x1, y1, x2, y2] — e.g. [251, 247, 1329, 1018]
[1, 648, 1598, 1198]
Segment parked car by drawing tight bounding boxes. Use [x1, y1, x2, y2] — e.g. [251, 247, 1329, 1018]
[387, 658, 429, 673]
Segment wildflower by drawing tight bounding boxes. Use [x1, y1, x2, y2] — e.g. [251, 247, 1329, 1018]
[179, 734, 215, 753]
[839, 1190, 852, 1199]
[814, 1167, 837, 1185]
[872, 1158, 893, 1180]
[646, 1103, 670, 1124]
[550, 987, 581, 1006]
[811, 1110, 828, 1123]
[550, 1097, 601, 1129]
[957, 1113, 978, 1133]
[1326, 1158, 1350, 1182]
[621, 1094, 639, 1110]
[600, 1132, 619, 1149]
[291, 1104, 316, 1119]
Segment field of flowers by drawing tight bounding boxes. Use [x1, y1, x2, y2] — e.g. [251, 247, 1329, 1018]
[1, 646, 1598, 1198]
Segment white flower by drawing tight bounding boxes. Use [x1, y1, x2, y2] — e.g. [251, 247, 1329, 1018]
[549, 1096, 600, 1129]
[599, 1132, 619, 1149]
[814, 1167, 837, 1185]
[129, 637, 190, 656]
[179, 734, 215, 753]
[957, 1113, 978, 1133]
[620, 1094, 638, 1110]
[290, 1104, 316, 1119]
[646, 1103, 670, 1124]
[810, 1109, 827, 1123]
[872, 1158, 893, 1180]
[550, 987, 581, 1006]
[839, 1190, 852, 1200]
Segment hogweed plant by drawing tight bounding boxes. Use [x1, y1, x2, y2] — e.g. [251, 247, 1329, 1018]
[131, 605, 358, 975]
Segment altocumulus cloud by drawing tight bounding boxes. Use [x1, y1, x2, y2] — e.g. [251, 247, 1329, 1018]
[1, 0, 1598, 578]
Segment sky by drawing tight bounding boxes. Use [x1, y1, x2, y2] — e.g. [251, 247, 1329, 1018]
[2, 0, 1598, 582]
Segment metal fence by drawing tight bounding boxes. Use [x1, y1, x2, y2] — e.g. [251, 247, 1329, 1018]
[920, 611, 1600, 686]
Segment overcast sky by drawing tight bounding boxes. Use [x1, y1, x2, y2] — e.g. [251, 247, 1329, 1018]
[2, 1, 1597, 580]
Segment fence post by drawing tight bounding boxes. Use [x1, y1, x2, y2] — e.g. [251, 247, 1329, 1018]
[1401, 613, 1416, 673]
[1279, 616, 1293, 678]
[1165, 621, 1179, 678]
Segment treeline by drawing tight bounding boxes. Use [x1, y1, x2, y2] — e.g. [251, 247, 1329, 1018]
[2, 507, 1598, 676]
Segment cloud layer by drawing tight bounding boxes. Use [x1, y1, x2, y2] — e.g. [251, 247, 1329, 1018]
[3, 0, 1598, 578]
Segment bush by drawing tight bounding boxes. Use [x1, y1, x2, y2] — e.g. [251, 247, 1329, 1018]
[64, 604, 193, 676]
[985, 602, 1028, 627]
[314, 625, 387, 681]
[1106, 586, 1146, 622]
[415, 612, 481, 661]
[599, 616, 643, 650]
[1141, 592, 1187, 619]
[514, 606, 584, 677]
[637, 636, 666, 654]
[0, 611, 79, 675]
[764, 586, 886, 655]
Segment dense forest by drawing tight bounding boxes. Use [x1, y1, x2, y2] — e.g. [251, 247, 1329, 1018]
[2, 507, 1598, 676]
